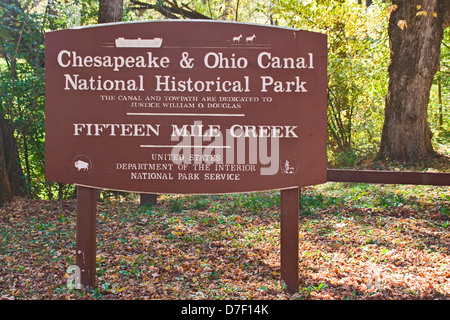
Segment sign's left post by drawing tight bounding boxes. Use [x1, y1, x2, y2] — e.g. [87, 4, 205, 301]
[76, 186, 97, 291]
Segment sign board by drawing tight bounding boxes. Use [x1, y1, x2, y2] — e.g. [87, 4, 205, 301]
[45, 21, 327, 194]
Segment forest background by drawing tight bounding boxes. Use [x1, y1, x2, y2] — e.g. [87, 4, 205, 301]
[0, 0, 449, 202]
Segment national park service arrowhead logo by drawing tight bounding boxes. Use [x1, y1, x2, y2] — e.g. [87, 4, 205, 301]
[70, 154, 94, 177]
[280, 156, 298, 177]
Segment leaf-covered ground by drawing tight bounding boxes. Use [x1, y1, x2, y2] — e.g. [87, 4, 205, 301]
[0, 182, 449, 300]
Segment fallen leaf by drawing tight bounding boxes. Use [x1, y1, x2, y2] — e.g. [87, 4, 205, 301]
[398, 20, 407, 30]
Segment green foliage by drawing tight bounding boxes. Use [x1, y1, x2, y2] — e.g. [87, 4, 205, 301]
[0, 0, 102, 199]
[0, 1, 46, 197]
[52, 0, 99, 28]
[168, 197, 184, 213]
[124, 0, 273, 22]
[271, 0, 391, 164]
[430, 28, 450, 151]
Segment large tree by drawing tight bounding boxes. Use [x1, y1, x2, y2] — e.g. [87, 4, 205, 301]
[98, 0, 124, 23]
[376, 0, 450, 161]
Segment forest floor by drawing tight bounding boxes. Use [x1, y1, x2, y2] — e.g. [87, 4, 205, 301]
[0, 157, 449, 301]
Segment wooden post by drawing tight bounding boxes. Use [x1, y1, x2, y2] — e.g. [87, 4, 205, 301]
[280, 187, 299, 293]
[140, 193, 158, 206]
[76, 186, 97, 291]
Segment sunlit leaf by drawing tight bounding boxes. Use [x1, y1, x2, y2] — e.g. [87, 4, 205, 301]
[398, 20, 407, 30]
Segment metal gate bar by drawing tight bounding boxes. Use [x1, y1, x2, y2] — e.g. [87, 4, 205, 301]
[327, 169, 450, 186]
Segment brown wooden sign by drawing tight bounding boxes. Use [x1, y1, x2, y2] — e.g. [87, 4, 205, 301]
[45, 21, 327, 194]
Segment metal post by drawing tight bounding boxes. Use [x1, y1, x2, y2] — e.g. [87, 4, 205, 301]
[280, 187, 299, 293]
[76, 186, 97, 291]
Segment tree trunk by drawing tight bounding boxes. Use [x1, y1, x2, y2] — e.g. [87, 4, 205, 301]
[0, 116, 27, 196]
[0, 125, 12, 206]
[98, 0, 123, 23]
[376, 0, 450, 161]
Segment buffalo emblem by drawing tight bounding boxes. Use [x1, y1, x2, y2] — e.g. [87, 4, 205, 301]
[74, 160, 89, 171]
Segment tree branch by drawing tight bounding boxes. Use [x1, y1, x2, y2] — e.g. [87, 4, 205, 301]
[129, 0, 211, 20]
